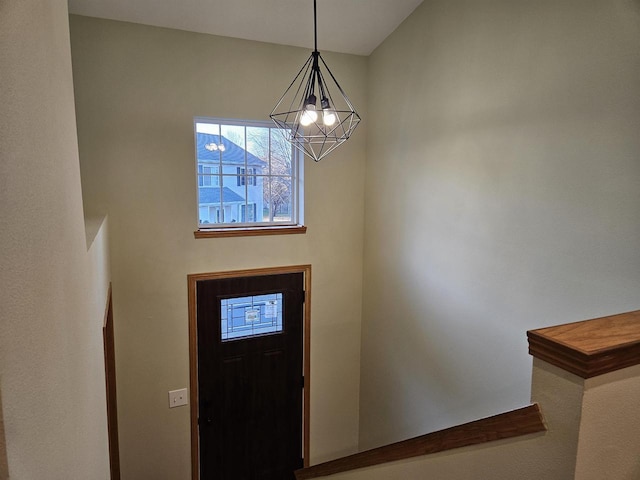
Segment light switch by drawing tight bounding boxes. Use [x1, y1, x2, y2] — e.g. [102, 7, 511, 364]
[168, 388, 188, 408]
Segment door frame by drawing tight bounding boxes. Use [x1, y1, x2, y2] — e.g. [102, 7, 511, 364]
[188, 265, 311, 480]
[102, 284, 121, 480]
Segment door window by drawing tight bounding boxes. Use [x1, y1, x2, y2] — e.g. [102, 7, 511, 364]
[220, 293, 283, 341]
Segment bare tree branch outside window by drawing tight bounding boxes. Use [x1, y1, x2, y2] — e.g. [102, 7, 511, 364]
[247, 129, 293, 222]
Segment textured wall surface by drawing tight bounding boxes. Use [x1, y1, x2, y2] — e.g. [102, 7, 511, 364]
[575, 364, 640, 479]
[70, 15, 367, 478]
[360, 0, 640, 449]
[0, 0, 111, 477]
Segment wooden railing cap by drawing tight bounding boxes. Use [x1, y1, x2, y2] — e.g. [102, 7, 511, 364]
[528, 310, 640, 378]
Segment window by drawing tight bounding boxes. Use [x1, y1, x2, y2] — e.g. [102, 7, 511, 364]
[240, 203, 257, 223]
[195, 118, 304, 233]
[198, 165, 219, 186]
[220, 293, 283, 341]
[236, 167, 257, 187]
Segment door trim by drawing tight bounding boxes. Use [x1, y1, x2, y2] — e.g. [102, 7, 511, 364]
[188, 265, 311, 480]
[102, 284, 121, 480]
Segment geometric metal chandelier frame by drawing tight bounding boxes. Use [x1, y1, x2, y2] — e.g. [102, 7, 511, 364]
[270, 0, 361, 162]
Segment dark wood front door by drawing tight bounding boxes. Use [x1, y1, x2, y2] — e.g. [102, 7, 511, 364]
[196, 272, 305, 480]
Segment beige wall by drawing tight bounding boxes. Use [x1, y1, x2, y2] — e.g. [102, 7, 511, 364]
[360, 0, 640, 449]
[575, 364, 640, 479]
[315, 361, 640, 480]
[310, 359, 586, 480]
[0, 0, 111, 477]
[70, 15, 367, 478]
[6, 0, 640, 477]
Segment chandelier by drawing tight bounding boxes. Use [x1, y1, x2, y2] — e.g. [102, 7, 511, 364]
[270, 0, 361, 162]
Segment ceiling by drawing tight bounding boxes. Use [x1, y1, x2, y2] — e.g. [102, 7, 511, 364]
[67, 0, 424, 56]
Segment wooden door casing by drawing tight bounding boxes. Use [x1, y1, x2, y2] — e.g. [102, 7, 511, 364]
[188, 266, 311, 480]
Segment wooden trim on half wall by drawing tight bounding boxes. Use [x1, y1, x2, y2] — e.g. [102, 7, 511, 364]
[294, 404, 546, 479]
[188, 265, 312, 480]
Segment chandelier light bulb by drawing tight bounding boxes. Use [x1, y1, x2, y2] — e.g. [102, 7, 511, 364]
[320, 97, 336, 126]
[300, 108, 317, 126]
[323, 110, 336, 126]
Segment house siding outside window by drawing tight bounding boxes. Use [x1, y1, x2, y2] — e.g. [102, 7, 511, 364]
[195, 118, 303, 229]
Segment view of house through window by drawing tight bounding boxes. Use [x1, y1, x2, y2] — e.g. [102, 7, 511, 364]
[195, 118, 302, 228]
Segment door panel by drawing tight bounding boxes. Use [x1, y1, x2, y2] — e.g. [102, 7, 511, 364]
[196, 272, 304, 480]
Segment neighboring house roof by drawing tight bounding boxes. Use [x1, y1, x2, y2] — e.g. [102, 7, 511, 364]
[197, 133, 267, 167]
[199, 187, 245, 204]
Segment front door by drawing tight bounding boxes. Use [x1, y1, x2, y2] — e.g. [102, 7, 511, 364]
[195, 271, 305, 480]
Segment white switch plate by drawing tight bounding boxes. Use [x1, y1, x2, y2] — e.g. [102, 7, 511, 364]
[168, 388, 188, 408]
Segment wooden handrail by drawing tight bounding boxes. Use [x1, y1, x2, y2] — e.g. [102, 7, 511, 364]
[295, 404, 545, 479]
[528, 310, 640, 378]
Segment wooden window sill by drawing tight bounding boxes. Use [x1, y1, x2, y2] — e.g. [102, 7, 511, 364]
[194, 225, 307, 239]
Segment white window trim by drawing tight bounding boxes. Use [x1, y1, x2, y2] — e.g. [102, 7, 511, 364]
[193, 117, 305, 236]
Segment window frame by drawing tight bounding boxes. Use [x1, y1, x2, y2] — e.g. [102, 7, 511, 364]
[194, 117, 305, 238]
